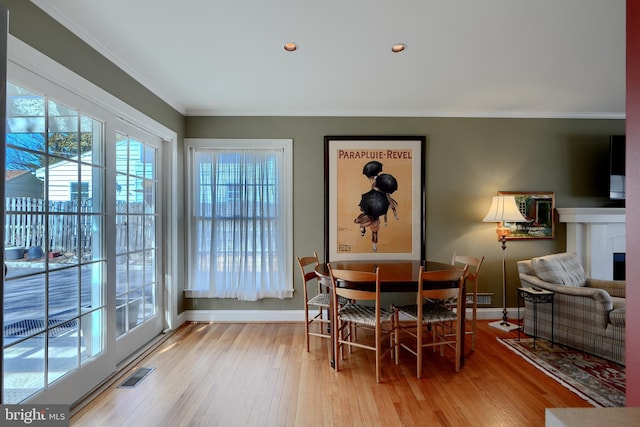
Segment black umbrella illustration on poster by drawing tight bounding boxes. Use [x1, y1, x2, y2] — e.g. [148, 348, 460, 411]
[354, 162, 399, 252]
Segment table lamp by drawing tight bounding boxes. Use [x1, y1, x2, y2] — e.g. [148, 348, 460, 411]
[483, 195, 528, 331]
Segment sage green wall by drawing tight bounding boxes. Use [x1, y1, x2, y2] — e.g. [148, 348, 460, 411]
[186, 116, 625, 311]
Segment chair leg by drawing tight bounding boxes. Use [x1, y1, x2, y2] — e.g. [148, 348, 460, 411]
[455, 318, 462, 372]
[432, 323, 438, 353]
[389, 331, 394, 359]
[338, 321, 346, 361]
[417, 321, 423, 379]
[375, 324, 381, 383]
[393, 311, 400, 365]
[304, 306, 310, 352]
[333, 318, 340, 372]
[390, 317, 397, 361]
[471, 308, 477, 351]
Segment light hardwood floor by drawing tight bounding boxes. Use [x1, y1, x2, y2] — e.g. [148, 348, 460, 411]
[71, 320, 591, 426]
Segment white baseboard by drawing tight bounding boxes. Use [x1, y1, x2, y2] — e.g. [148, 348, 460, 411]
[179, 307, 524, 323]
[184, 309, 306, 323]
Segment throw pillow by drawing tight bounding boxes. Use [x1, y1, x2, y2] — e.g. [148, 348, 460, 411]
[531, 252, 586, 287]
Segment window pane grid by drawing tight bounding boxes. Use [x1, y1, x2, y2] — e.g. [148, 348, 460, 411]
[114, 132, 158, 337]
[4, 82, 106, 402]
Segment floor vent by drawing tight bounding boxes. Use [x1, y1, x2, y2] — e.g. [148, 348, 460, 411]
[118, 367, 155, 389]
[475, 293, 493, 306]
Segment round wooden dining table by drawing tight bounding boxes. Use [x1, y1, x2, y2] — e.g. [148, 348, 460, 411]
[314, 259, 465, 369]
[315, 259, 454, 291]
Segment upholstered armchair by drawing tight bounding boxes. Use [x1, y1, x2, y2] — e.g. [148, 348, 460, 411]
[517, 252, 625, 365]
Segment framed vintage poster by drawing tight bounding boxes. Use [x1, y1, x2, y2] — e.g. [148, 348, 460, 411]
[324, 136, 425, 261]
[498, 191, 555, 240]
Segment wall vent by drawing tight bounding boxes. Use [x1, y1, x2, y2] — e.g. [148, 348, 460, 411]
[475, 293, 493, 306]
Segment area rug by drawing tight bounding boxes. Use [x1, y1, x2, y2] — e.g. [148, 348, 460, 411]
[498, 338, 625, 407]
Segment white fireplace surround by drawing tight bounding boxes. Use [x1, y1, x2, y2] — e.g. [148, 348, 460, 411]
[557, 208, 626, 280]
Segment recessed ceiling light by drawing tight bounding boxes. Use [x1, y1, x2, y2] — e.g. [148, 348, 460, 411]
[391, 43, 407, 53]
[284, 42, 298, 52]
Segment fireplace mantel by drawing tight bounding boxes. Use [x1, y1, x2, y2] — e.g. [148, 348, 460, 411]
[557, 208, 626, 280]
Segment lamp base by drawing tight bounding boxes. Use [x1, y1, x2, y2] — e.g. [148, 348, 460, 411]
[488, 320, 520, 332]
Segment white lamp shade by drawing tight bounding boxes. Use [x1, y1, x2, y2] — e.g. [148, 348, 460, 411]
[482, 195, 528, 223]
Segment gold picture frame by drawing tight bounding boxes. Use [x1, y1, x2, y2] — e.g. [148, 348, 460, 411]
[498, 191, 555, 240]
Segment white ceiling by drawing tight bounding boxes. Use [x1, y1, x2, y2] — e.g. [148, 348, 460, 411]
[32, 0, 626, 118]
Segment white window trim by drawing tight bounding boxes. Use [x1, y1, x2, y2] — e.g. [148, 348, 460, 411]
[184, 138, 294, 299]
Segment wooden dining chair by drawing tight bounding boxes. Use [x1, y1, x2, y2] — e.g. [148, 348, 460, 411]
[451, 253, 485, 351]
[393, 266, 468, 379]
[297, 252, 332, 352]
[328, 263, 397, 383]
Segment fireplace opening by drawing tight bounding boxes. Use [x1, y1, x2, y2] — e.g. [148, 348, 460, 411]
[613, 252, 625, 280]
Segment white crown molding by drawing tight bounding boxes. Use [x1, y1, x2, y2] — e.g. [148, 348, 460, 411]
[186, 108, 626, 119]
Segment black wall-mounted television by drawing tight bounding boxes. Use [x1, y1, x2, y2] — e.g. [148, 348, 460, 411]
[609, 135, 625, 201]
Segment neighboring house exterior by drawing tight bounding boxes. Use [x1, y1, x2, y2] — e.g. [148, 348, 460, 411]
[28, 141, 144, 203]
[34, 152, 94, 202]
[5, 170, 43, 199]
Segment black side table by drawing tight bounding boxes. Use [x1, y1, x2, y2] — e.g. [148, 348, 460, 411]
[517, 287, 554, 349]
